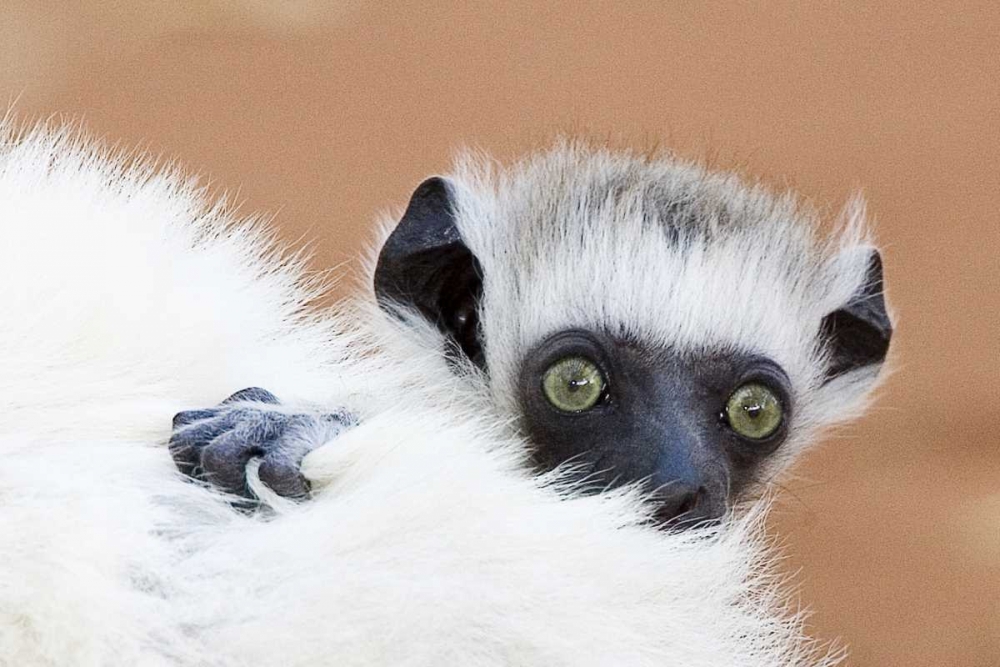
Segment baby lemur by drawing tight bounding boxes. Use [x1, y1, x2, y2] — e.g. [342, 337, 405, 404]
[170, 144, 892, 526]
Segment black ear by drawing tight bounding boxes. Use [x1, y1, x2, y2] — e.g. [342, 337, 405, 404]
[820, 249, 892, 381]
[374, 177, 485, 366]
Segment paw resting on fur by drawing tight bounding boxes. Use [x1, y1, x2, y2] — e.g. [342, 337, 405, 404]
[169, 387, 355, 501]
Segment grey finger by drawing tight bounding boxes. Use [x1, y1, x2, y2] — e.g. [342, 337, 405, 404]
[172, 409, 220, 429]
[222, 387, 280, 405]
[257, 452, 311, 499]
[198, 430, 263, 497]
[169, 415, 240, 476]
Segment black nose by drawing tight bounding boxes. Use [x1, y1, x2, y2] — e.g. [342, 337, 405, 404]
[652, 483, 723, 528]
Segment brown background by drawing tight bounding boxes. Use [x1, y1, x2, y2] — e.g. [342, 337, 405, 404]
[2, 3, 997, 665]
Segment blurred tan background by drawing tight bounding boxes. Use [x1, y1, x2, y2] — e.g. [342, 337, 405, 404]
[2, 2, 997, 665]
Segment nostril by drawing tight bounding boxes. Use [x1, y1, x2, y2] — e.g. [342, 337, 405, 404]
[654, 485, 717, 528]
[674, 488, 702, 516]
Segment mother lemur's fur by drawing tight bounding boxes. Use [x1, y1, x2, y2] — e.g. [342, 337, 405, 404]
[173, 143, 891, 526]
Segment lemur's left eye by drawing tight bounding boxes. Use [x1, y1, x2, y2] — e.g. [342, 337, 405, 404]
[724, 383, 783, 440]
[542, 356, 605, 413]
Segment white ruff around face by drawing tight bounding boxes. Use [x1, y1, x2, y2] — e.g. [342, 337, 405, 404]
[0, 123, 848, 666]
[436, 144, 888, 482]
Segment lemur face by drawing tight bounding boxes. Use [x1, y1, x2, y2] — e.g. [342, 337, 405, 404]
[374, 148, 891, 527]
[516, 330, 791, 526]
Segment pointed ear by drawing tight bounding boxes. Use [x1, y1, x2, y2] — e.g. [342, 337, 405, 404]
[374, 177, 484, 365]
[819, 249, 892, 382]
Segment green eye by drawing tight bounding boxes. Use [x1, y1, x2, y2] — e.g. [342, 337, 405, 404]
[542, 356, 606, 413]
[725, 383, 784, 440]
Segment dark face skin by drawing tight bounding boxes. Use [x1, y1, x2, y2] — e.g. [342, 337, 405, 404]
[516, 329, 792, 527]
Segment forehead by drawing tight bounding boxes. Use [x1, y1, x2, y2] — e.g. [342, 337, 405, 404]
[453, 147, 834, 388]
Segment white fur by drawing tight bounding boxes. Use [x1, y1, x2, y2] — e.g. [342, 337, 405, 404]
[0, 123, 842, 666]
[429, 143, 889, 487]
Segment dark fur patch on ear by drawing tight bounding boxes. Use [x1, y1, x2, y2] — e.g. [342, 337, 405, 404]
[820, 250, 892, 380]
[374, 177, 485, 366]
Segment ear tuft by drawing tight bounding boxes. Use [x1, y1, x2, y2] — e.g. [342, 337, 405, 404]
[374, 177, 485, 365]
[820, 249, 892, 381]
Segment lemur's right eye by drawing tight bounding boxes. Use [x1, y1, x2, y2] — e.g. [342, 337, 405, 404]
[542, 356, 606, 413]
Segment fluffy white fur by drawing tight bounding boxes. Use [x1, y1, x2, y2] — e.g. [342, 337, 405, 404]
[0, 123, 848, 666]
[439, 144, 887, 489]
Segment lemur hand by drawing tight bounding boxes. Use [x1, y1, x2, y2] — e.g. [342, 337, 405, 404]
[169, 387, 356, 501]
